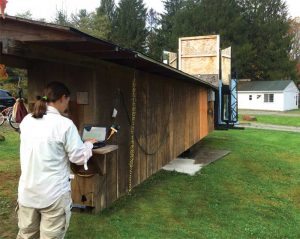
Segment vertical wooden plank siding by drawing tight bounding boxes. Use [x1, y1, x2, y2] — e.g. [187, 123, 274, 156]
[167, 82, 174, 163]
[184, 85, 191, 150]
[106, 152, 118, 207]
[23, 60, 214, 211]
[136, 72, 148, 184]
[146, 73, 154, 178]
[199, 88, 209, 139]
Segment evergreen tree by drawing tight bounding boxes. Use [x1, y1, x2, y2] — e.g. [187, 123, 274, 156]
[96, 0, 115, 40]
[237, 0, 294, 80]
[97, 0, 115, 23]
[54, 9, 71, 26]
[71, 9, 110, 39]
[157, 0, 295, 80]
[146, 8, 163, 60]
[176, 0, 244, 44]
[159, 0, 186, 51]
[71, 9, 90, 29]
[148, 8, 158, 33]
[112, 0, 148, 52]
[186, 0, 247, 78]
[160, 0, 247, 71]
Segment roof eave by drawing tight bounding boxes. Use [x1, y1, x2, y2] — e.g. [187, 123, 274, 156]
[3, 15, 217, 90]
[238, 90, 284, 93]
[135, 53, 218, 89]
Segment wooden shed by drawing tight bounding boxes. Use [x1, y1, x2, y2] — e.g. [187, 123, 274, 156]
[0, 16, 217, 212]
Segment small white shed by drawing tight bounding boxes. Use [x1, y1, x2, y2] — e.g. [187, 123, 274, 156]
[238, 80, 299, 111]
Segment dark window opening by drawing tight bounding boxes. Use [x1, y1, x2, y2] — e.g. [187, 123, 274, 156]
[264, 94, 274, 103]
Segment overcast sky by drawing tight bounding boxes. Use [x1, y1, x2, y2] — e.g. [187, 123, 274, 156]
[5, 0, 300, 21]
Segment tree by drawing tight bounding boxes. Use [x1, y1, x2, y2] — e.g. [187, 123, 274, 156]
[145, 8, 163, 60]
[289, 17, 300, 63]
[97, 0, 115, 23]
[171, 0, 245, 44]
[112, 0, 148, 52]
[147, 8, 158, 33]
[0, 67, 28, 99]
[54, 8, 71, 26]
[157, 0, 296, 80]
[96, 0, 115, 40]
[159, 0, 186, 51]
[71, 9, 110, 39]
[237, 0, 295, 80]
[181, 0, 247, 78]
[159, 0, 248, 72]
[289, 17, 300, 80]
[15, 11, 33, 20]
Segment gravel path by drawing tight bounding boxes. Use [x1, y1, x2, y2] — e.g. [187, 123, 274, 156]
[239, 110, 300, 117]
[239, 122, 300, 133]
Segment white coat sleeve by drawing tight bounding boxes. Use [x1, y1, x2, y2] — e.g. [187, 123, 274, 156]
[64, 123, 93, 166]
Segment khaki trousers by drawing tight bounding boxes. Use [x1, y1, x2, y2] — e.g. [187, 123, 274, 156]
[16, 192, 72, 239]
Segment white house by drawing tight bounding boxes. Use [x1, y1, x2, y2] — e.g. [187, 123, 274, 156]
[238, 80, 299, 111]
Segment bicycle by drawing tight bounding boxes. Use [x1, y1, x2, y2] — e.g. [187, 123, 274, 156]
[0, 106, 20, 130]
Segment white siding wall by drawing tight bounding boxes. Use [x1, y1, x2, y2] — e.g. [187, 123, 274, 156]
[283, 83, 299, 111]
[283, 91, 298, 110]
[238, 92, 284, 111]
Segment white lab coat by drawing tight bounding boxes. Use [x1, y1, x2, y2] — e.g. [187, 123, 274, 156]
[18, 106, 93, 208]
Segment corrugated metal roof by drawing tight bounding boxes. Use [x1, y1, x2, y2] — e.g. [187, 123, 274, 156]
[1, 16, 217, 89]
[238, 80, 293, 92]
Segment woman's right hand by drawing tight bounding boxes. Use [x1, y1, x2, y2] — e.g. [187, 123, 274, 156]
[85, 138, 98, 144]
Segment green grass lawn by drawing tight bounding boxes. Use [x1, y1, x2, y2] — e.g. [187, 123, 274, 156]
[0, 125, 20, 239]
[240, 114, 300, 127]
[1, 125, 300, 238]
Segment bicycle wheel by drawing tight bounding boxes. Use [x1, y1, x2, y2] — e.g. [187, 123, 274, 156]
[8, 113, 20, 130]
[0, 113, 5, 126]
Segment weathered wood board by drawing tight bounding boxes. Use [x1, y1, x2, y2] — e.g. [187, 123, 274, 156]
[179, 35, 220, 76]
[178, 35, 232, 87]
[221, 47, 231, 86]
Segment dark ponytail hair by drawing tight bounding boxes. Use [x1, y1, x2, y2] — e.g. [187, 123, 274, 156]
[32, 81, 70, 119]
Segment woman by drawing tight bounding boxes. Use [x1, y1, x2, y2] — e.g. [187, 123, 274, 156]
[17, 81, 97, 239]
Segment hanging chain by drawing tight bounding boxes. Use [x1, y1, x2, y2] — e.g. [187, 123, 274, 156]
[128, 71, 137, 194]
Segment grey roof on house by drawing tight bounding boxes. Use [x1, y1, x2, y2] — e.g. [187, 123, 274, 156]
[238, 80, 293, 92]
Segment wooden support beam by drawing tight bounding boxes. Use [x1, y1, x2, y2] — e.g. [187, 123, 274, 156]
[0, 44, 28, 68]
[1, 39, 111, 69]
[180, 54, 218, 58]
